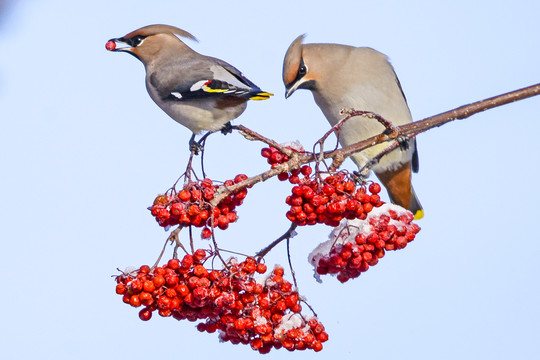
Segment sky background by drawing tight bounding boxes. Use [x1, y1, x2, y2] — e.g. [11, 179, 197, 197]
[1, 1, 539, 359]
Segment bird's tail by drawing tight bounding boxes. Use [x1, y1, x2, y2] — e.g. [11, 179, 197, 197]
[249, 91, 273, 100]
[409, 186, 423, 220]
[374, 162, 424, 220]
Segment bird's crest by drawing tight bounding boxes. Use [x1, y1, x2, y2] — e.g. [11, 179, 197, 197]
[283, 34, 306, 86]
[123, 24, 198, 42]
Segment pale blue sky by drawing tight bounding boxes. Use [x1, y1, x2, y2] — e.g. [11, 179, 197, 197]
[1, 1, 539, 359]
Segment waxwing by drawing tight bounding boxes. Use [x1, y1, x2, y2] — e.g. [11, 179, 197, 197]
[106, 24, 272, 145]
[283, 35, 423, 219]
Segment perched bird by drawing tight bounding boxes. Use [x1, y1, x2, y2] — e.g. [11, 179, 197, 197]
[106, 24, 272, 147]
[283, 35, 423, 219]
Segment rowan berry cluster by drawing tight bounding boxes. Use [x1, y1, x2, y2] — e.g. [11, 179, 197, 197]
[116, 251, 328, 353]
[260, 144, 311, 183]
[309, 204, 421, 282]
[286, 172, 384, 227]
[149, 175, 248, 237]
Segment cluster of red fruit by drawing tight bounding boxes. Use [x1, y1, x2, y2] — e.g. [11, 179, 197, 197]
[286, 172, 384, 227]
[149, 175, 249, 237]
[260, 145, 311, 184]
[309, 204, 421, 282]
[116, 251, 328, 353]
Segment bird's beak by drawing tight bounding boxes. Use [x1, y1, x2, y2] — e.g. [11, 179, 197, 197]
[106, 38, 131, 52]
[285, 78, 314, 99]
[285, 83, 299, 99]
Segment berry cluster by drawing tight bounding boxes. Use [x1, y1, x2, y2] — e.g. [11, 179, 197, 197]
[116, 252, 328, 353]
[286, 173, 384, 227]
[260, 143, 310, 183]
[149, 175, 249, 236]
[309, 204, 421, 282]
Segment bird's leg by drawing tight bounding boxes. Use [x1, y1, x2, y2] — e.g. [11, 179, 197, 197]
[220, 122, 233, 135]
[189, 134, 203, 155]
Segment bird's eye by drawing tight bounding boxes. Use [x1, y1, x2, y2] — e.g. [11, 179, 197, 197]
[298, 65, 307, 76]
[130, 35, 145, 47]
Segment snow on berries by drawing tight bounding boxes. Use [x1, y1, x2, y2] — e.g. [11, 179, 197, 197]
[115, 251, 328, 353]
[309, 203, 421, 282]
[286, 171, 384, 227]
[149, 175, 249, 235]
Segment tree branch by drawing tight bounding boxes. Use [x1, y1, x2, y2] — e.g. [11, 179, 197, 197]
[213, 83, 540, 204]
[334, 83, 540, 160]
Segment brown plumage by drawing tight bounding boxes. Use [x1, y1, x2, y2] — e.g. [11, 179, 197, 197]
[107, 24, 272, 145]
[283, 35, 423, 219]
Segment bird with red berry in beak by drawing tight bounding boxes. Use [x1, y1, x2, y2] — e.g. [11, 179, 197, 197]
[106, 24, 272, 150]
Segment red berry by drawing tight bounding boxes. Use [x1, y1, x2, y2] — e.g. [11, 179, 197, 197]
[201, 227, 212, 239]
[256, 263, 267, 274]
[300, 165, 312, 176]
[138, 308, 152, 321]
[194, 249, 207, 262]
[261, 148, 272, 158]
[115, 284, 127, 295]
[234, 174, 248, 183]
[178, 190, 191, 202]
[167, 258, 180, 270]
[105, 40, 116, 51]
[369, 182, 381, 194]
[278, 172, 289, 181]
[129, 294, 141, 307]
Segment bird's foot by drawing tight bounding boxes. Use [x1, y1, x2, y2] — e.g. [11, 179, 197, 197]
[352, 170, 369, 185]
[220, 122, 233, 135]
[189, 135, 204, 155]
[396, 136, 410, 151]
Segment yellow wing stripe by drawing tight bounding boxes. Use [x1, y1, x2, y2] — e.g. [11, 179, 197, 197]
[202, 86, 228, 93]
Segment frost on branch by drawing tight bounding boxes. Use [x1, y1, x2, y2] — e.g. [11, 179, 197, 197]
[309, 203, 421, 283]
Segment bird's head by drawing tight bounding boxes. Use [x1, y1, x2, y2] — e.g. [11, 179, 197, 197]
[282, 34, 318, 99]
[106, 24, 198, 64]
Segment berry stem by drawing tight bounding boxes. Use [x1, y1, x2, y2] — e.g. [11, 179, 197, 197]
[152, 229, 180, 269]
[286, 238, 299, 291]
[233, 125, 298, 158]
[256, 223, 298, 259]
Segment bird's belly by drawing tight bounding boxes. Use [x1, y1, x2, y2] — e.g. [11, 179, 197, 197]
[162, 101, 247, 134]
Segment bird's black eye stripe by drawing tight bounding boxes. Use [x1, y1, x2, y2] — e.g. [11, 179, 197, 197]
[129, 35, 146, 47]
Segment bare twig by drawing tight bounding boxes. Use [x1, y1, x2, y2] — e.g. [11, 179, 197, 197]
[256, 223, 298, 259]
[286, 238, 299, 291]
[233, 125, 298, 157]
[152, 226, 184, 268]
[355, 132, 419, 177]
[337, 83, 540, 161]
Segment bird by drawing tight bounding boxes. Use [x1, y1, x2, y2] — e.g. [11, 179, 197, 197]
[106, 24, 272, 149]
[282, 35, 423, 219]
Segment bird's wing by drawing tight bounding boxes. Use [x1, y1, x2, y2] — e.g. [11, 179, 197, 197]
[150, 58, 271, 101]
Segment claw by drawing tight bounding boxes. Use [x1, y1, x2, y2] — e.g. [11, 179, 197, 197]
[352, 170, 369, 184]
[189, 134, 203, 155]
[220, 122, 233, 135]
[396, 136, 410, 151]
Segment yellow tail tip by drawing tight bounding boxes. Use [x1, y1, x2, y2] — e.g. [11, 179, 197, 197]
[250, 92, 273, 100]
[414, 209, 424, 220]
